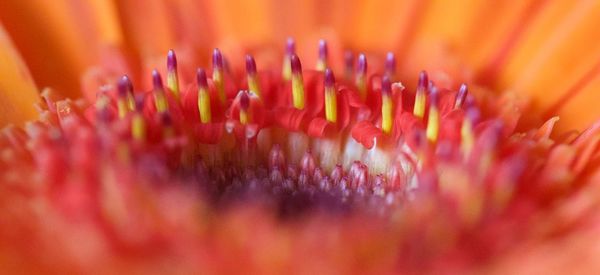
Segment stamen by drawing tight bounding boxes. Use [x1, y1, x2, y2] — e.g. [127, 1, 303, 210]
[117, 75, 134, 118]
[316, 39, 328, 71]
[166, 49, 180, 100]
[413, 71, 428, 119]
[454, 83, 468, 109]
[355, 54, 368, 101]
[324, 68, 337, 123]
[381, 76, 393, 134]
[238, 91, 251, 125]
[426, 86, 440, 143]
[385, 52, 396, 78]
[197, 68, 211, 123]
[131, 97, 146, 141]
[161, 112, 174, 138]
[152, 70, 168, 113]
[290, 54, 305, 110]
[461, 108, 479, 157]
[245, 55, 262, 99]
[282, 38, 295, 81]
[344, 50, 354, 81]
[212, 48, 226, 104]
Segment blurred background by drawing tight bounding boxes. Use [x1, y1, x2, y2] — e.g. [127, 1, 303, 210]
[0, 0, 599, 130]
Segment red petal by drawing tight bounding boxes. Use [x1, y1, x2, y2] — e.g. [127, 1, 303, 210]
[351, 120, 383, 149]
[192, 123, 224, 144]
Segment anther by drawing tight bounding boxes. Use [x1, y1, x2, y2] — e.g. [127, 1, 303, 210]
[385, 52, 396, 78]
[344, 50, 354, 81]
[238, 91, 251, 125]
[212, 48, 226, 104]
[355, 53, 368, 100]
[117, 75, 134, 118]
[131, 96, 146, 141]
[381, 75, 393, 134]
[461, 107, 480, 157]
[245, 55, 262, 99]
[282, 38, 296, 81]
[413, 71, 428, 119]
[166, 49, 180, 100]
[152, 70, 168, 113]
[316, 39, 328, 71]
[197, 68, 211, 123]
[426, 86, 440, 143]
[454, 83, 468, 109]
[324, 68, 337, 123]
[290, 54, 305, 110]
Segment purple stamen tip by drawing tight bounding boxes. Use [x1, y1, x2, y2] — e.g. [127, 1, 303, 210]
[381, 75, 391, 95]
[357, 54, 367, 75]
[418, 71, 428, 90]
[118, 75, 132, 97]
[324, 68, 335, 88]
[344, 50, 354, 68]
[465, 107, 481, 124]
[167, 49, 177, 71]
[385, 52, 396, 73]
[456, 83, 468, 104]
[239, 91, 250, 110]
[152, 69, 164, 90]
[318, 39, 328, 59]
[196, 68, 208, 88]
[212, 48, 223, 69]
[429, 86, 439, 107]
[245, 55, 257, 75]
[290, 54, 302, 75]
[286, 38, 296, 55]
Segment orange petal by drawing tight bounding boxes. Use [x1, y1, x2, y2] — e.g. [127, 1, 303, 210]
[497, 0, 600, 118]
[0, 24, 39, 126]
[0, 0, 117, 98]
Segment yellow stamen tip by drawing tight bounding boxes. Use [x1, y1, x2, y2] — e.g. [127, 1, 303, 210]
[131, 114, 146, 141]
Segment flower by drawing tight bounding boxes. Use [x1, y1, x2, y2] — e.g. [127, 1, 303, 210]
[2, 1, 600, 274]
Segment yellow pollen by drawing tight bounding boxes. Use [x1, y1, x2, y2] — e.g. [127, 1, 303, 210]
[316, 59, 327, 72]
[381, 94, 393, 134]
[167, 71, 180, 101]
[325, 86, 337, 123]
[131, 113, 146, 141]
[154, 90, 168, 113]
[213, 70, 226, 104]
[239, 109, 249, 125]
[282, 56, 291, 81]
[355, 75, 367, 101]
[292, 74, 305, 109]
[117, 98, 129, 118]
[247, 75, 262, 99]
[127, 94, 136, 111]
[461, 118, 475, 157]
[426, 105, 439, 142]
[413, 88, 426, 119]
[198, 87, 212, 123]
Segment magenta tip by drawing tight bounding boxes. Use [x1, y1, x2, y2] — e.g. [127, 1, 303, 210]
[357, 53, 367, 75]
[286, 38, 296, 55]
[196, 68, 208, 88]
[167, 49, 177, 71]
[418, 71, 428, 90]
[239, 91, 250, 110]
[290, 54, 302, 75]
[429, 86, 439, 106]
[385, 52, 395, 74]
[152, 69, 164, 90]
[318, 39, 328, 59]
[118, 75, 132, 97]
[324, 68, 335, 88]
[381, 75, 391, 95]
[212, 48, 223, 69]
[245, 55, 257, 75]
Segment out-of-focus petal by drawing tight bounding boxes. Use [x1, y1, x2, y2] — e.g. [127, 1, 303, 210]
[0, 24, 39, 126]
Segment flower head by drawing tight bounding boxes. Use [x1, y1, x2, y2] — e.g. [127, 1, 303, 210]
[1, 1, 600, 274]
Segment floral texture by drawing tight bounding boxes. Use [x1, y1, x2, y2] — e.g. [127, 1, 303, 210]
[2, 1, 600, 274]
